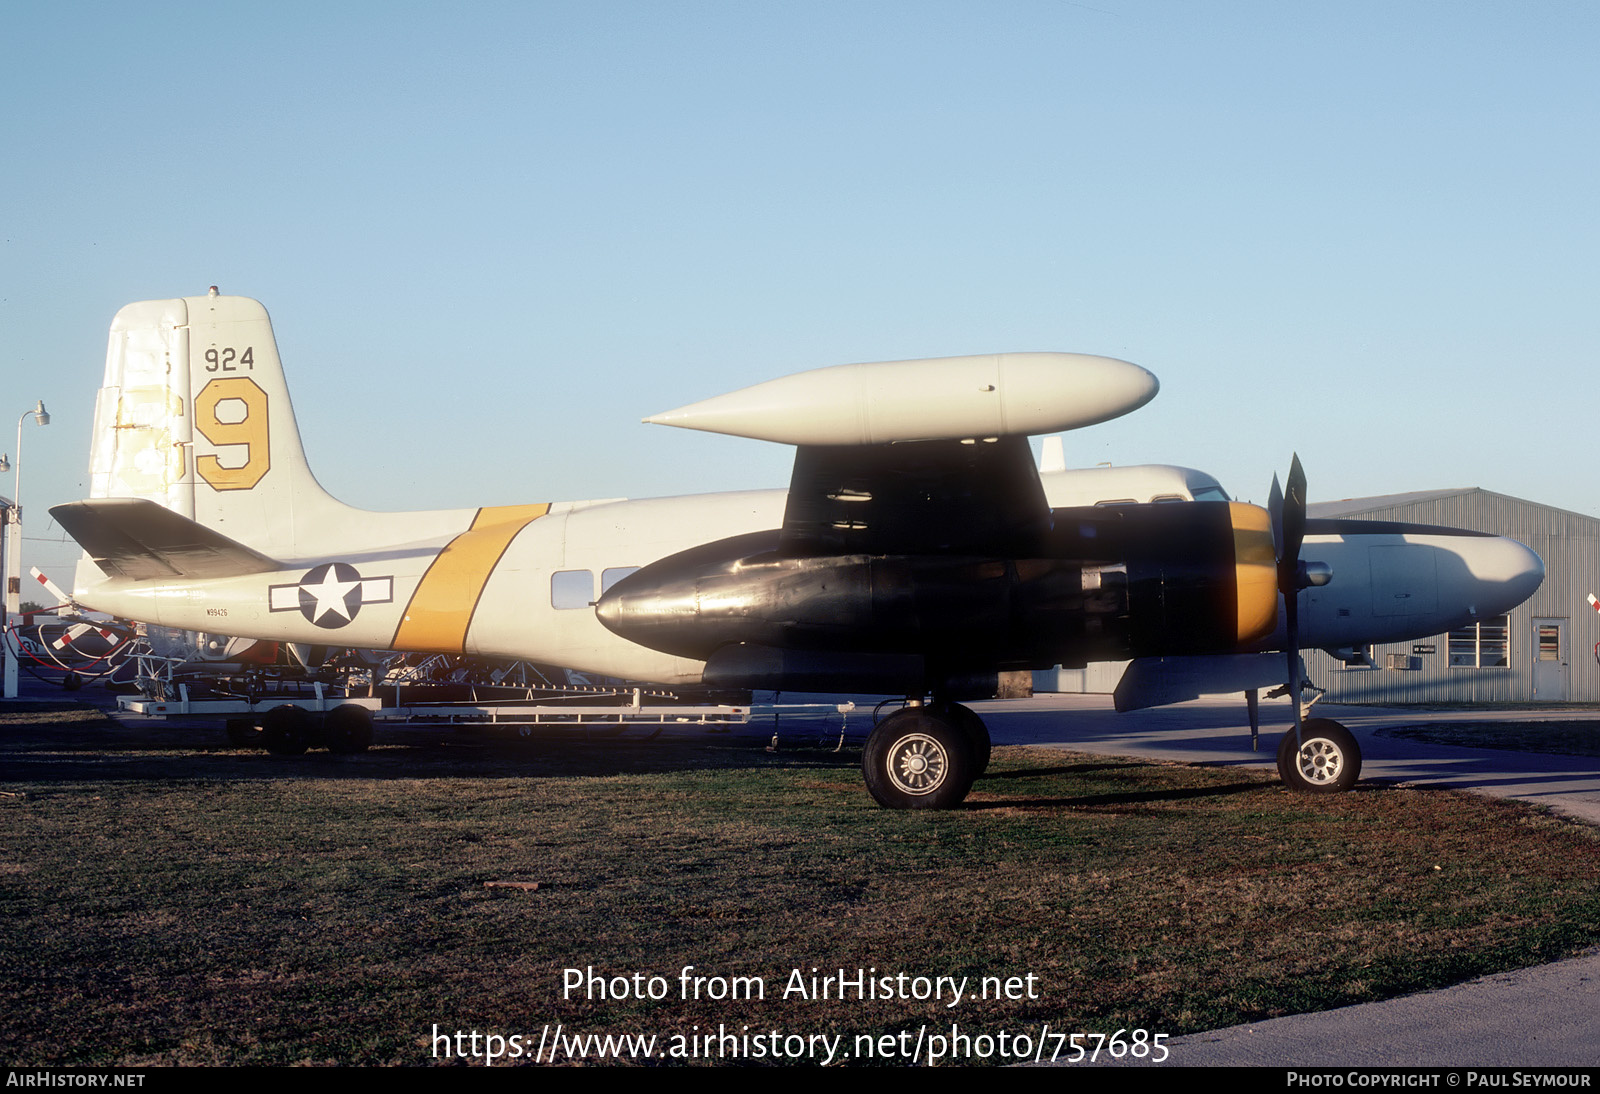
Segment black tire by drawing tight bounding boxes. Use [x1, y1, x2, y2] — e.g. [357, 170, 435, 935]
[262, 705, 311, 756]
[325, 704, 375, 754]
[862, 707, 974, 809]
[1277, 718, 1361, 793]
[942, 702, 991, 778]
[226, 718, 263, 748]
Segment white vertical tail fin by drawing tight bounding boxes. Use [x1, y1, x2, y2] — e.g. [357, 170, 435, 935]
[87, 292, 355, 555]
[74, 292, 480, 600]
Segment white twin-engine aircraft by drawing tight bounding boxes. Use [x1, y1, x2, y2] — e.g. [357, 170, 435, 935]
[54, 293, 1544, 809]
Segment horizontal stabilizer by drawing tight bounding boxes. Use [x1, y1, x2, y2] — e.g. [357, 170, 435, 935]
[51, 498, 281, 580]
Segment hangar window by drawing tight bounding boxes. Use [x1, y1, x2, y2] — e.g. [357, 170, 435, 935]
[1537, 623, 1561, 661]
[1448, 615, 1509, 668]
[551, 569, 594, 610]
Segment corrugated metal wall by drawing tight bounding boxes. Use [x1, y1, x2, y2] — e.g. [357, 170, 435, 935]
[1308, 490, 1600, 703]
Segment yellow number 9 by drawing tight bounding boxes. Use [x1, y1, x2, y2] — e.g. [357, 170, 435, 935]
[195, 377, 270, 490]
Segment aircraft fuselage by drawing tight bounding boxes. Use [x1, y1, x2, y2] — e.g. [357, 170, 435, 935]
[72, 483, 1543, 691]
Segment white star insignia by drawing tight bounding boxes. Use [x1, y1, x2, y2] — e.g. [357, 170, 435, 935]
[300, 569, 360, 623]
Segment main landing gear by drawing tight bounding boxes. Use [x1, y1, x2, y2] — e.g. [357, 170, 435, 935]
[862, 701, 992, 810]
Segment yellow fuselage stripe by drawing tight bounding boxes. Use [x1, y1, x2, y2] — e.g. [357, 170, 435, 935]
[391, 503, 552, 653]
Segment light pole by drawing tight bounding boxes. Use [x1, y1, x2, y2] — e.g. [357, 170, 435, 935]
[3, 401, 50, 699]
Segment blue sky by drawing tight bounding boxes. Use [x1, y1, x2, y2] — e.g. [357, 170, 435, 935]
[4, 1, 1597, 587]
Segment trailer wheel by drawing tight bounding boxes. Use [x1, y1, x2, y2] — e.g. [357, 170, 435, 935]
[262, 705, 311, 756]
[325, 704, 374, 754]
[226, 718, 263, 748]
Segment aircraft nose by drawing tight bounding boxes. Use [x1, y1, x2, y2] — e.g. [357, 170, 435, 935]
[1461, 535, 1545, 616]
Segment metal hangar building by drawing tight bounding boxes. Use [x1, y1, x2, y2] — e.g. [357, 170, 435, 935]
[1305, 489, 1600, 704]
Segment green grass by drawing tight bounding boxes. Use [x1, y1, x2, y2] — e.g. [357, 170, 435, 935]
[3, 702, 1599, 1065]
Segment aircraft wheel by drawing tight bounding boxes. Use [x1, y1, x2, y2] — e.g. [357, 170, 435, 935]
[325, 704, 375, 754]
[862, 707, 974, 810]
[262, 705, 311, 756]
[226, 718, 263, 748]
[1277, 718, 1361, 793]
[941, 701, 991, 777]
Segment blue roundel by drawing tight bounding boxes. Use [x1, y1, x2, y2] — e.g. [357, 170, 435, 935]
[295, 562, 365, 628]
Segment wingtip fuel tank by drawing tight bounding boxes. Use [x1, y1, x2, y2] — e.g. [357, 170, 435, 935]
[644, 351, 1159, 446]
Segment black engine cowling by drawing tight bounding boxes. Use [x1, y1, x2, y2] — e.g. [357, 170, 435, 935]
[595, 501, 1276, 694]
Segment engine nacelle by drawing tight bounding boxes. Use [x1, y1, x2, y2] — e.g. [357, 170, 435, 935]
[595, 502, 1278, 693]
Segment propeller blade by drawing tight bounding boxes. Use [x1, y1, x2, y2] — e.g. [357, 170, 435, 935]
[1284, 454, 1306, 556]
[1278, 454, 1308, 594]
[1268, 473, 1284, 562]
[1269, 455, 1311, 740]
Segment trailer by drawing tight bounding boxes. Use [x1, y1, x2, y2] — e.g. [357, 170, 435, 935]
[117, 681, 857, 755]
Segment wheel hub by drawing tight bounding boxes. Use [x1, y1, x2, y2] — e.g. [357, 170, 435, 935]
[887, 733, 949, 796]
[1296, 739, 1343, 784]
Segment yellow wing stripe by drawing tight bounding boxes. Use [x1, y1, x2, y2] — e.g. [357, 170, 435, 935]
[391, 503, 551, 653]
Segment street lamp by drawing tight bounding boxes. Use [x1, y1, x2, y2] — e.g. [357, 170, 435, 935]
[3, 401, 50, 699]
[13, 401, 49, 515]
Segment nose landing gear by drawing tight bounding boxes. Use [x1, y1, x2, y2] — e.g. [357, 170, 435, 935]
[1276, 718, 1361, 793]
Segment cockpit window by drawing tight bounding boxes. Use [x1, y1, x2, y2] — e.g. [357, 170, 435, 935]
[1191, 486, 1230, 502]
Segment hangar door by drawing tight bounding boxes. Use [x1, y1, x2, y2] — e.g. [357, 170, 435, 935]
[1532, 617, 1568, 701]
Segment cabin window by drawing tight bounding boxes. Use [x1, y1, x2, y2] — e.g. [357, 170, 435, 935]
[551, 569, 594, 610]
[601, 566, 639, 593]
[1448, 614, 1509, 668]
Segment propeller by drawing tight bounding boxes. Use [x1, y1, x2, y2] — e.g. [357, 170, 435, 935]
[1268, 455, 1331, 744]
